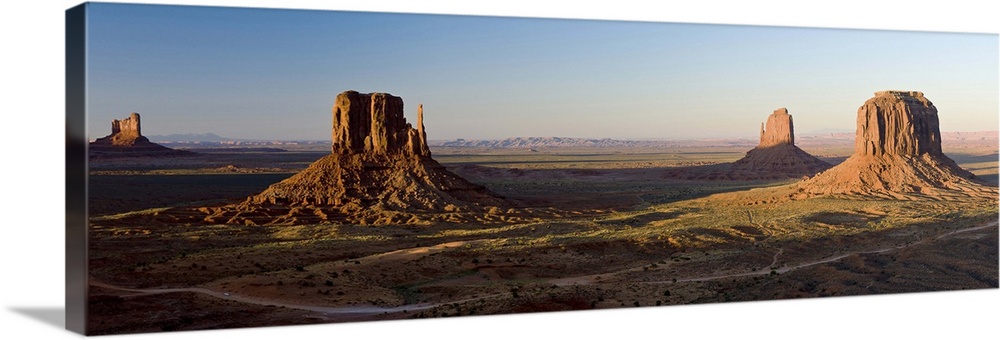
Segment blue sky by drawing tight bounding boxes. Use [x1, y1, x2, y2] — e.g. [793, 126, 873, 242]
[85, 2, 999, 140]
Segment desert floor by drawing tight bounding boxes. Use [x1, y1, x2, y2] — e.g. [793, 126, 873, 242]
[85, 136, 998, 335]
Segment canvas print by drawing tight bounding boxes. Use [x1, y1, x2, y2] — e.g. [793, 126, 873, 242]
[66, 2, 999, 335]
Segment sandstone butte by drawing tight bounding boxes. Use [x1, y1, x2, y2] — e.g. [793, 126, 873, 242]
[798, 90, 993, 198]
[730, 108, 830, 177]
[89, 112, 191, 157]
[202, 91, 510, 225]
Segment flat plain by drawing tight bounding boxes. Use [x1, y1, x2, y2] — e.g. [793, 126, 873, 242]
[86, 134, 998, 334]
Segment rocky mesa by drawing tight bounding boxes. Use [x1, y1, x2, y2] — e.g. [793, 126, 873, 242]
[729, 108, 830, 177]
[202, 91, 511, 225]
[89, 112, 192, 157]
[798, 91, 992, 198]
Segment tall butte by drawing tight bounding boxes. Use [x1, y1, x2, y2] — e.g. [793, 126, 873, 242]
[89, 112, 190, 157]
[730, 108, 830, 178]
[205, 91, 509, 225]
[799, 91, 990, 197]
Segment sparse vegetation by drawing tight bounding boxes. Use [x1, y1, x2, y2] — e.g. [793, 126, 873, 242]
[87, 142, 998, 333]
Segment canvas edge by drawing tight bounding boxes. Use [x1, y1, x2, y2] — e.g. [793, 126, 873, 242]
[55, 2, 1000, 337]
[65, 2, 89, 335]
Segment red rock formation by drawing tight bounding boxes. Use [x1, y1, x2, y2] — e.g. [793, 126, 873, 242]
[93, 112, 148, 146]
[205, 91, 509, 225]
[416, 104, 431, 156]
[759, 108, 794, 147]
[90, 113, 190, 157]
[331, 91, 432, 157]
[729, 108, 829, 178]
[108, 113, 145, 146]
[799, 91, 989, 198]
[854, 91, 941, 156]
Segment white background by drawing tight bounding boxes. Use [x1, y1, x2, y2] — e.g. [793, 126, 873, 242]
[1, 1, 997, 339]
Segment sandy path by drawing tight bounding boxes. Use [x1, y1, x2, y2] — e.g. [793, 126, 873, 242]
[767, 248, 784, 269]
[318, 240, 477, 268]
[91, 278, 506, 317]
[90, 279, 444, 315]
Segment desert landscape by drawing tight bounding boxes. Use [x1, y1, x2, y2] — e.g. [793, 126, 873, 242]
[84, 90, 998, 334]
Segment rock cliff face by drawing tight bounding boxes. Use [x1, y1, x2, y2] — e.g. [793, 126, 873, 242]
[331, 91, 431, 157]
[108, 113, 145, 146]
[759, 108, 794, 147]
[729, 108, 829, 178]
[205, 91, 509, 225]
[90, 113, 190, 157]
[854, 91, 942, 156]
[799, 91, 988, 197]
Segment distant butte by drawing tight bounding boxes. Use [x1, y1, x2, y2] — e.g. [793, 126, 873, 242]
[89, 112, 191, 157]
[202, 91, 511, 225]
[798, 91, 991, 198]
[729, 108, 830, 177]
[759, 108, 795, 147]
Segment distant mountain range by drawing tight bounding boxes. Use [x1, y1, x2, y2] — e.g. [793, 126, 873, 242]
[432, 137, 650, 148]
[146, 132, 228, 142]
[429, 132, 997, 149]
[429, 137, 757, 149]
[147, 131, 996, 147]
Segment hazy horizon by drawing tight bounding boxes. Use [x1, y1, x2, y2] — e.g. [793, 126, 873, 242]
[133, 129, 999, 143]
[86, 3, 999, 141]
